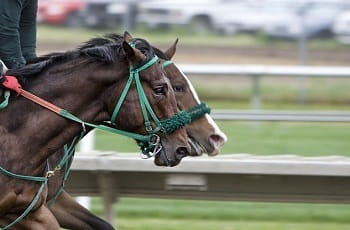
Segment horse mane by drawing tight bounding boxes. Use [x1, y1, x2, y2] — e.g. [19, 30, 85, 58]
[6, 33, 155, 83]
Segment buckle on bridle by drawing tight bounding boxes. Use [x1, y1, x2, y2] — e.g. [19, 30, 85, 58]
[46, 167, 60, 178]
[140, 134, 162, 159]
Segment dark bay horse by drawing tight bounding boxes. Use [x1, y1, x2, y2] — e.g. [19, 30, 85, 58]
[0, 32, 190, 229]
[155, 39, 227, 156]
[44, 38, 227, 230]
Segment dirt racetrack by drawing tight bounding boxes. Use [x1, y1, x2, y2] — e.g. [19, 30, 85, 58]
[37, 40, 350, 66]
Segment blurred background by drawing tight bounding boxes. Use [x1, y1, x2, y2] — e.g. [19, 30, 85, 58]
[36, 0, 350, 229]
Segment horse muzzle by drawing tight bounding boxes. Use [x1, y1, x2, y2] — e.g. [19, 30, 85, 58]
[154, 143, 189, 167]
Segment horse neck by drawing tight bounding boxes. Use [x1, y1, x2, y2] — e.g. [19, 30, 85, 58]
[0, 60, 127, 176]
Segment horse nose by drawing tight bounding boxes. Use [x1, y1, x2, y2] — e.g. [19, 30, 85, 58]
[209, 134, 226, 149]
[176, 146, 189, 159]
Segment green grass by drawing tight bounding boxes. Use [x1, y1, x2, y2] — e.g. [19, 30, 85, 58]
[89, 198, 350, 230]
[190, 76, 350, 107]
[94, 121, 350, 156]
[219, 121, 350, 156]
[113, 199, 350, 223]
[116, 218, 350, 230]
[37, 24, 350, 49]
[37, 24, 263, 45]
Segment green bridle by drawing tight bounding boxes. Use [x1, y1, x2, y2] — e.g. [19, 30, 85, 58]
[108, 55, 211, 157]
[46, 57, 211, 208]
[111, 56, 163, 137]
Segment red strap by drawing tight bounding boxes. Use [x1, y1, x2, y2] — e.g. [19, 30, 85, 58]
[20, 89, 62, 114]
[2, 75, 22, 94]
[1, 75, 62, 114]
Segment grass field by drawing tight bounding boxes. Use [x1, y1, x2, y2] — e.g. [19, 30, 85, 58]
[37, 24, 349, 49]
[94, 120, 350, 157]
[89, 198, 350, 230]
[190, 76, 350, 107]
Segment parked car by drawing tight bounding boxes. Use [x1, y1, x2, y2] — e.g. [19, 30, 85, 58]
[136, 0, 244, 33]
[79, 0, 129, 28]
[262, 1, 350, 39]
[332, 11, 350, 44]
[37, 0, 86, 27]
[213, 2, 281, 34]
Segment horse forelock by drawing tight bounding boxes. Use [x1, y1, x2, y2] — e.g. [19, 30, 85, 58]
[132, 38, 155, 61]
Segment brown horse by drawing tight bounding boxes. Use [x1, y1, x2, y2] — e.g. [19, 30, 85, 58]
[0, 32, 189, 229]
[155, 40, 227, 156]
[44, 38, 227, 230]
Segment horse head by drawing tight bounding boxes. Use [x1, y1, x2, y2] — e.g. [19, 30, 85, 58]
[6, 32, 190, 168]
[155, 39, 227, 156]
[91, 32, 190, 166]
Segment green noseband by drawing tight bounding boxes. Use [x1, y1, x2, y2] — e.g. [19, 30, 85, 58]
[138, 102, 210, 157]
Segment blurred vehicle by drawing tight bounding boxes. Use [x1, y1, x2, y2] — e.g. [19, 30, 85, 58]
[214, 2, 281, 34]
[263, 1, 350, 39]
[80, 0, 129, 28]
[37, 0, 86, 27]
[332, 11, 350, 44]
[137, 0, 243, 33]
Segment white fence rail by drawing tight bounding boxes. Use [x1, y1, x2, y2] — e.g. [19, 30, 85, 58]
[178, 64, 350, 109]
[66, 153, 350, 223]
[211, 110, 350, 122]
[179, 64, 350, 77]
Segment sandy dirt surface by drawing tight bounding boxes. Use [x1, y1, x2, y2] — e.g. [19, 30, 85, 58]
[37, 40, 350, 66]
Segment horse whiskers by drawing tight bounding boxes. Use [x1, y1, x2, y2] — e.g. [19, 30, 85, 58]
[160, 143, 171, 166]
[188, 135, 206, 156]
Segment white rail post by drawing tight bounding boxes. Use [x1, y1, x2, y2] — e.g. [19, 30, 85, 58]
[97, 173, 117, 226]
[76, 130, 95, 209]
[297, 7, 308, 104]
[251, 75, 261, 110]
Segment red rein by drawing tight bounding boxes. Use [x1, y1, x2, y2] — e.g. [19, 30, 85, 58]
[2, 75, 62, 114]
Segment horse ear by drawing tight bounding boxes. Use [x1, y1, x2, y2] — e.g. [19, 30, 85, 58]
[122, 41, 134, 57]
[164, 38, 179, 60]
[122, 41, 144, 65]
[124, 31, 133, 43]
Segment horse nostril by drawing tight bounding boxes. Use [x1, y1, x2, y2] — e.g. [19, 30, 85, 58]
[209, 134, 226, 148]
[176, 146, 189, 158]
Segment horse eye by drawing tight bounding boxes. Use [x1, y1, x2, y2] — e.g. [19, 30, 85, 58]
[173, 85, 185, 92]
[154, 85, 167, 95]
